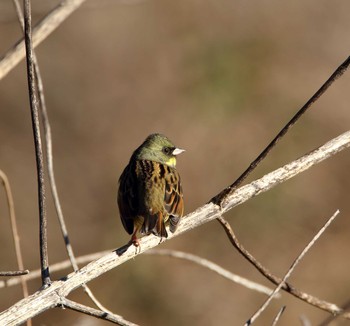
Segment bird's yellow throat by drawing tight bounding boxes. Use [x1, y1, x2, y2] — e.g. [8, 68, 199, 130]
[166, 157, 177, 168]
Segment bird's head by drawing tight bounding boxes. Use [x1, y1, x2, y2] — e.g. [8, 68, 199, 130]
[133, 133, 185, 167]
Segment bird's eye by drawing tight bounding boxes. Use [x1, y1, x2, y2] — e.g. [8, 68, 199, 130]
[162, 147, 172, 155]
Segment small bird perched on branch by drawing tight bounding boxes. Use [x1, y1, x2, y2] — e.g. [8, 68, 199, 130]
[117, 133, 185, 248]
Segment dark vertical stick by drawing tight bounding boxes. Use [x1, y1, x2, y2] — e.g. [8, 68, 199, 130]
[23, 0, 51, 287]
[19, 1, 108, 310]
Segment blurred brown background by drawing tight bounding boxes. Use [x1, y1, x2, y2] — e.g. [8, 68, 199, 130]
[1, 0, 350, 325]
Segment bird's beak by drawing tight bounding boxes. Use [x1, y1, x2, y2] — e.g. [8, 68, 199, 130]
[173, 148, 185, 156]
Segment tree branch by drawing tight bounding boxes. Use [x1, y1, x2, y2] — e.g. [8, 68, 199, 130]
[0, 271, 29, 277]
[271, 306, 286, 326]
[0, 0, 86, 81]
[318, 298, 350, 326]
[244, 210, 339, 325]
[147, 249, 276, 296]
[0, 131, 349, 325]
[0, 169, 29, 283]
[0, 249, 276, 296]
[61, 298, 139, 326]
[218, 216, 350, 319]
[217, 214, 346, 318]
[23, 0, 50, 287]
[13, 0, 110, 313]
[0, 251, 110, 289]
[211, 55, 350, 205]
[218, 130, 350, 211]
[0, 167, 31, 325]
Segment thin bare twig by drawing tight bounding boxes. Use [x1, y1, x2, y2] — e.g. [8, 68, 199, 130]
[0, 271, 29, 277]
[147, 249, 276, 296]
[0, 251, 109, 289]
[23, 0, 50, 287]
[244, 210, 340, 325]
[211, 56, 350, 206]
[61, 298, 139, 326]
[219, 131, 350, 212]
[216, 215, 346, 318]
[271, 306, 286, 326]
[0, 0, 86, 81]
[0, 169, 29, 284]
[1, 249, 276, 296]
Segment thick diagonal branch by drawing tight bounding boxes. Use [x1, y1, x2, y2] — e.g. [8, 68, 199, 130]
[0, 130, 349, 325]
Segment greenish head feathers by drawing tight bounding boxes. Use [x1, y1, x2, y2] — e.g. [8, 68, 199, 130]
[133, 133, 185, 167]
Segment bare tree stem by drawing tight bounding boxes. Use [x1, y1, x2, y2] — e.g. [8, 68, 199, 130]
[0, 271, 29, 277]
[0, 169, 30, 293]
[147, 249, 276, 296]
[244, 210, 339, 325]
[0, 248, 276, 296]
[61, 299, 139, 326]
[13, 0, 111, 313]
[217, 215, 345, 319]
[271, 306, 286, 326]
[23, 0, 50, 287]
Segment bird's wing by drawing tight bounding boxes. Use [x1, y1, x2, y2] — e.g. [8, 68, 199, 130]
[117, 163, 137, 235]
[164, 166, 184, 233]
[137, 160, 164, 236]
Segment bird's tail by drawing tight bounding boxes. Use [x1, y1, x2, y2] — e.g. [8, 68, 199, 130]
[141, 212, 168, 238]
[154, 213, 168, 238]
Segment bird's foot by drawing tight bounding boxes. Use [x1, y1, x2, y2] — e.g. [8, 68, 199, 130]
[130, 237, 141, 254]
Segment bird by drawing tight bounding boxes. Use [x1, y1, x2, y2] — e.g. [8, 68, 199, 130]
[117, 133, 184, 248]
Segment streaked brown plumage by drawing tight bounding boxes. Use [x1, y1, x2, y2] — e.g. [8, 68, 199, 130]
[117, 134, 184, 246]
